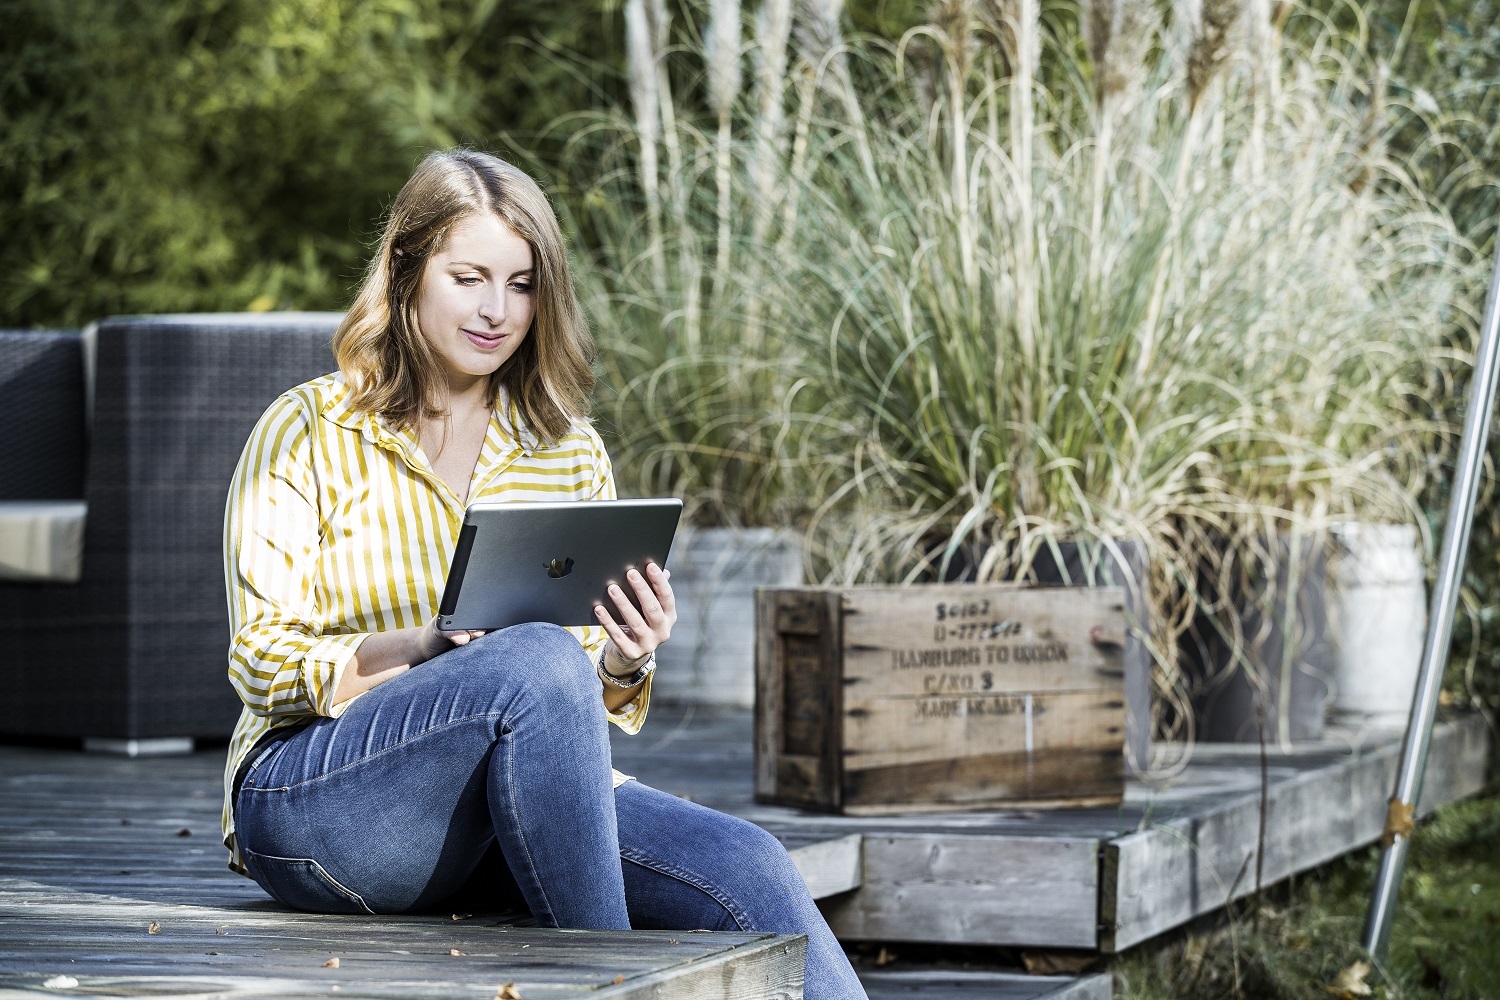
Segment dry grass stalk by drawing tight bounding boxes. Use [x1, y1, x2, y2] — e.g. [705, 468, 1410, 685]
[928, 0, 979, 297]
[705, 0, 744, 115]
[931, 0, 976, 84]
[794, 0, 876, 182]
[750, 0, 793, 220]
[705, 0, 743, 304]
[976, 0, 1035, 74]
[1081, 0, 1154, 111]
[1187, 0, 1244, 111]
[624, 0, 665, 293]
[1349, 59, 1388, 195]
[745, 0, 794, 348]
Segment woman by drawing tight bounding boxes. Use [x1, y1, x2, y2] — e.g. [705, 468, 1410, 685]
[220, 150, 866, 998]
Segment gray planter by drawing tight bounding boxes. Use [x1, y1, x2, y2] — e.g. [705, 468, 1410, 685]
[1183, 532, 1334, 744]
[656, 526, 804, 707]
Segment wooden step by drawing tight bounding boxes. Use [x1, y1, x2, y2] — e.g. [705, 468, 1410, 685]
[611, 707, 1491, 951]
[0, 745, 806, 999]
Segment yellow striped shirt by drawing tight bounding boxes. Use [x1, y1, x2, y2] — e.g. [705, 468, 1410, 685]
[220, 372, 650, 876]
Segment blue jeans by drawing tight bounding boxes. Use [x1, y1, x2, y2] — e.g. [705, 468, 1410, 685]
[233, 623, 866, 1000]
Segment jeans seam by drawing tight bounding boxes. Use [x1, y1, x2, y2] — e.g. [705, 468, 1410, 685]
[619, 846, 754, 931]
[244, 850, 377, 915]
[254, 711, 509, 791]
[501, 725, 559, 923]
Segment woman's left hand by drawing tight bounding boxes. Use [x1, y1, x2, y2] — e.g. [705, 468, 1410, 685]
[594, 561, 675, 677]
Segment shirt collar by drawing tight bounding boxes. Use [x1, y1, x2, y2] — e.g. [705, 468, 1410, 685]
[321, 372, 542, 456]
[495, 385, 543, 455]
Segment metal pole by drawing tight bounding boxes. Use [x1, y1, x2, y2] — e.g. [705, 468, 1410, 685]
[1362, 244, 1500, 958]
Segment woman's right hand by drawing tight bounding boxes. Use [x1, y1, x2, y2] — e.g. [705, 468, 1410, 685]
[332, 618, 485, 709]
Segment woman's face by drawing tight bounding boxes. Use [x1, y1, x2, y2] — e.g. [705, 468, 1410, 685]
[414, 212, 536, 388]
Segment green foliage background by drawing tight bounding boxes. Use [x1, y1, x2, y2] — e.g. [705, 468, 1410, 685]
[0, 0, 626, 325]
[11, 0, 1489, 323]
[4, 0, 1492, 312]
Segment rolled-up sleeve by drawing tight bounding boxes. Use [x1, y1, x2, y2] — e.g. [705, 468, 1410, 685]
[223, 394, 368, 721]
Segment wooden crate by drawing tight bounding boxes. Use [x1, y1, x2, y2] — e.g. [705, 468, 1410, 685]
[754, 584, 1128, 813]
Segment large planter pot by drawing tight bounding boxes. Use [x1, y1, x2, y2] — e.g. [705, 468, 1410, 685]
[656, 526, 804, 708]
[1329, 523, 1426, 729]
[1182, 532, 1334, 744]
[1023, 539, 1153, 775]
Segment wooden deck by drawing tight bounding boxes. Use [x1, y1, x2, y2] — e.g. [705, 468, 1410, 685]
[610, 708, 1492, 952]
[4, 711, 1485, 999]
[0, 743, 1105, 999]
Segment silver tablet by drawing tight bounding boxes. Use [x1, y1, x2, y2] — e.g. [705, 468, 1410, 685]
[436, 498, 683, 631]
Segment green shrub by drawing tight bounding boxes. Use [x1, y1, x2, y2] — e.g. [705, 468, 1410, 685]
[0, 0, 624, 327]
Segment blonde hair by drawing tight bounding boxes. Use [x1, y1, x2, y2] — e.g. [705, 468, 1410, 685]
[333, 150, 595, 444]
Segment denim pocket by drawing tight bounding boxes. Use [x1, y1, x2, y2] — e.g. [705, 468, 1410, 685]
[243, 851, 375, 915]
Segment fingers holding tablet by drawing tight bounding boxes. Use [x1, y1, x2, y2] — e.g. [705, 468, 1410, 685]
[594, 562, 675, 661]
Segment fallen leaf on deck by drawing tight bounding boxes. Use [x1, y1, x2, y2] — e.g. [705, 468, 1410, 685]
[42, 976, 79, 989]
[1328, 960, 1373, 998]
[323, 958, 340, 969]
[332, 988, 342, 993]
[216, 927, 227, 936]
[452, 913, 473, 921]
[667, 939, 679, 945]
[120, 818, 130, 826]
[176, 828, 192, 837]
[147, 922, 161, 935]
[875, 947, 896, 967]
[449, 949, 466, 956]
[612, 975, 624, 985]
[494, 981, 522, 1000]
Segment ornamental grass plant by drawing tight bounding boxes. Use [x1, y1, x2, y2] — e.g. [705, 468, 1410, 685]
[540, 0, 1487, 753]
[774, 0, 1484, 748]
[539, 0, 819, 529]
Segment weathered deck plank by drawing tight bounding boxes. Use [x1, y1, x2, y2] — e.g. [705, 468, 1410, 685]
[610, 707, 1491, 951]
[0, 746, 806, 1000]
[10, 707, 1487, 995]
[0, 742, 1087, 1000]
[1098, 716, 1492, 951]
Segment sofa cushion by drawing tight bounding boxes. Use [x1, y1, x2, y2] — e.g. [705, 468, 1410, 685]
[0, 500, 86, 582]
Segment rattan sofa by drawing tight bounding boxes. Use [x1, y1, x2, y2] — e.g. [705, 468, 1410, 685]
[0, 314, 340, 752]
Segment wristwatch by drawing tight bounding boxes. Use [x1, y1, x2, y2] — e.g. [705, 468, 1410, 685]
[596, 644, 657, 689]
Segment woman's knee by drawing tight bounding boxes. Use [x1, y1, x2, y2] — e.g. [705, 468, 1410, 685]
[461, 623, 598, 707]
[729, 820, 806, 896]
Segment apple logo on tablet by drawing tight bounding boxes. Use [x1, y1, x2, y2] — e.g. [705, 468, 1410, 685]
[545, 557, 575, 579]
